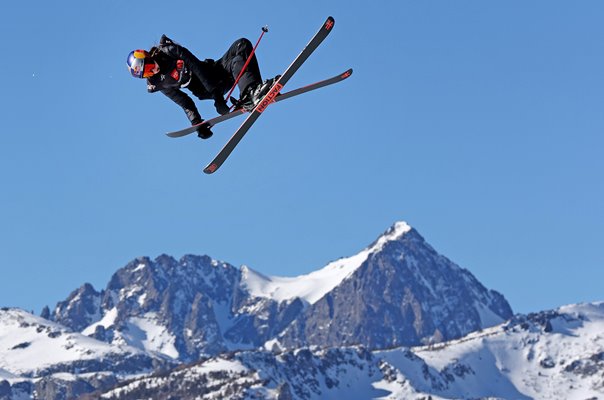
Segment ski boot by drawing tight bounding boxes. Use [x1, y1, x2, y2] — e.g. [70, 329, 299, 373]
[236, 75, 281, 112]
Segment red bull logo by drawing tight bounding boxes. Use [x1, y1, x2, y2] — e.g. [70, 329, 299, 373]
[255, 82, 283, 113]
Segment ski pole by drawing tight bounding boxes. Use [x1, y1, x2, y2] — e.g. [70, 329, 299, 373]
[224, 26, 269, 109]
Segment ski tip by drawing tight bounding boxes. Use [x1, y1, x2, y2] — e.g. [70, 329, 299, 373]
[166, 130, 189, 138]
[204, 163, 219, 174]
[325, 16, 335, 30]
[341, 68, 353, 79]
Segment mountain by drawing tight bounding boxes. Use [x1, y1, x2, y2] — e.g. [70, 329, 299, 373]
[50, 254, 306, 362]
[48, 221, 511, 361]
[96, 302, 604, 400]
[0, 307, 170, 399]
[274, 222, 512, 349]
[0, 221, 521, 399]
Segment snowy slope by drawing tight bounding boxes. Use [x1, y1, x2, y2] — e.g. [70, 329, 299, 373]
[0, 308, 156, 377]
[388, 302, 604, 399]
[0, 367, 22, 382]
[97, 302, 604, 400]
[120, 312, 180, 359]
[83, 309, 180, 359]
[240, 221, 412, 305]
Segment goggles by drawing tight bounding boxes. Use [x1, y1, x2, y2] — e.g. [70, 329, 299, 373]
[143, 61, 157, 78]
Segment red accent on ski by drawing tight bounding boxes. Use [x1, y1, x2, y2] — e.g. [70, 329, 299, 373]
[325, 19, 334, 30]
[256, 83, 283, 113]
[206, 163, 218, 173]
[341, 71, 352, 78]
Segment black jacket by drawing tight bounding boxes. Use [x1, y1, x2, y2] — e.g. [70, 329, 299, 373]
[147, 35, 229, 124]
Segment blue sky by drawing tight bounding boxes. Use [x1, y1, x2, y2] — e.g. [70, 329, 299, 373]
[1, 1, 602, 315]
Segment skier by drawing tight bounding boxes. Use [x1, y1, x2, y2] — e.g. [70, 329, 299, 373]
[127, 35, 278, 139]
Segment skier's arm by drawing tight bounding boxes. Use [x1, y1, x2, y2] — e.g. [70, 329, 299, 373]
[159, 36, 220, 96]
[161, 88, 203, 125]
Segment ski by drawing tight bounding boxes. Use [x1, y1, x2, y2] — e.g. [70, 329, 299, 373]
[165, 68, 352, 138]
[203, 16, 337, 174]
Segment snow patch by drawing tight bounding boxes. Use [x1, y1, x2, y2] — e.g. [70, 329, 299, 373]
[241, 221, 413, 304]
[82, 308, 119, 336]
[0, 367, 22, 382]
[123, 313, 179, 359]
[0, 309, 141, 376]
[133, 263, 147, 272]
[188, 358, 248, 376]
[138, 293, 147, 307]
[372, 221, 412, 252]
[475, 302, 506, 328]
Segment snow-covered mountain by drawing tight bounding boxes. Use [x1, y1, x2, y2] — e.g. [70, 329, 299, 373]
[97, 302, 604, 400]
[53, 254, 242, 360]
[0, 307, 170, 399]
[47, 221, 512, 362]
[275, 222, 512, 350]
[5, 220, 597, 399]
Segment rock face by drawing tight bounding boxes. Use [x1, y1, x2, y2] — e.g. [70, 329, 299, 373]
[50, 254, 305, 361]
[53, 283, 102, 332]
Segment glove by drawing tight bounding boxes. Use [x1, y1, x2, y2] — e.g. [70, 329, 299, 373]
[196, 121, 213, 140]
[213, 95, 230, 116]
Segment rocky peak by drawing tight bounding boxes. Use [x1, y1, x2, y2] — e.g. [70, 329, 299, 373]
[276, 222, 513, 349]
[367, 221, 413, 250]
[52, 283, 102, 332]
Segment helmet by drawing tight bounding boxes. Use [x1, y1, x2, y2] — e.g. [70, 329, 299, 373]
[127, 49, 156, 78]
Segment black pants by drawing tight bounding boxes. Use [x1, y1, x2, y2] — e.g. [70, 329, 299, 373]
[217, 38, 262, 95]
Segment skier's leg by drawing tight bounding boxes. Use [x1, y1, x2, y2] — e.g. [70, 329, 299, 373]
[219, 38, 262, 93]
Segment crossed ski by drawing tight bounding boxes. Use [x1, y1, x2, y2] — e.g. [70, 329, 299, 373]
[165, 69, 352, 139]
[166, 16, 350, 174]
